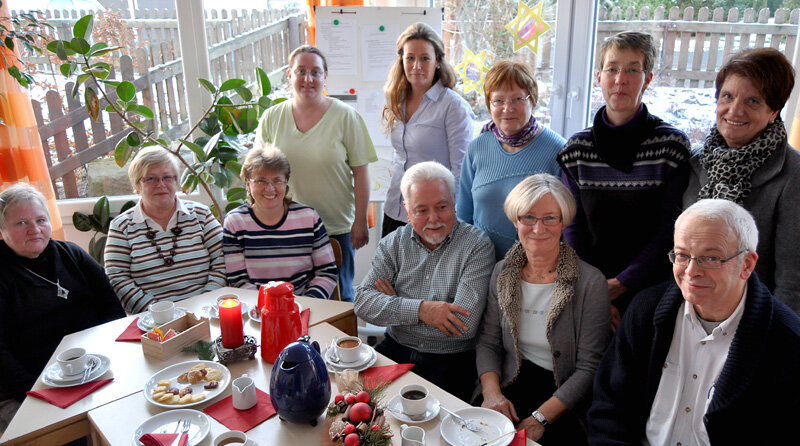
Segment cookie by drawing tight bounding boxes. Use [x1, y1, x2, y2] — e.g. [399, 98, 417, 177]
[152, 391, 165, 400]
[205, 368, 223, 381]
[157, 379, 171, 386]
[177, 372, 189, 384]
[190, 364, 206, 371]
[153, 386, 166, 393]
[179, 394, 192, 404]
[187, 370, 204, 384]
[191, 394, 206, 402]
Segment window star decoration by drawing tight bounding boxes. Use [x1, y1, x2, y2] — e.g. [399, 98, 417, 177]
[455, 48, 489, 95]
[505, 0, 551, 54]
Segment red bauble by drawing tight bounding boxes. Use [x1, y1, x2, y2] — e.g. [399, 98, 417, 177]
[348, 402, 373, 424]
[371, 424, 381, 431]
[346, 394, 357, 405]
[335, 394, 344, 403]
[344, 433, 360, 446]
[355, 390, 371, 404]
[344, 423, 356, 434]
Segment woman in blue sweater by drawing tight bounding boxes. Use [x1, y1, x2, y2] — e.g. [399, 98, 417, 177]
[457, 61, 564, 259]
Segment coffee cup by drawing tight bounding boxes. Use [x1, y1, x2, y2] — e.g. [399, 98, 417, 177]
[399, 384, 428, 417]
[335, 336, 362, 363]
[213, 430, 248, 446]
[149, 301, 175, 325]
[57, 347, 90, 376]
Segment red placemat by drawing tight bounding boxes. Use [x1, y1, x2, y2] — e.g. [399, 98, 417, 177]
[301, 308, 310, 335]
[510, 429, 527, 445]
[116, 317, 145, 342]
[138, 432, 188, 446]
[203, 388, 276, 432]
[27, 378, 114, 408]
[361, 363, 414, 387]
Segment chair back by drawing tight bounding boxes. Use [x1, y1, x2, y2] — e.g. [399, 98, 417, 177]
[329, 237, 343, 301]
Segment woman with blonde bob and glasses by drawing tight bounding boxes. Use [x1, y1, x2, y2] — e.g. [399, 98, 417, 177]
[380, 22, 474, 236]
[223, 145, 338, 299]
[254, 45, 377, 302]
[105, 147, 226, 314]
[457, 61, 564, 260]
[474, 174, 611, 444]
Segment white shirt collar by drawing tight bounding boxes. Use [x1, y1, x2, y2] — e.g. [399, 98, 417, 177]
[131, 197, 188, 230]
[683, 283, 748, 337]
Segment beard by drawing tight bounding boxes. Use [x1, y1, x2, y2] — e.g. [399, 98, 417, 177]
[420, 222, 448, 247]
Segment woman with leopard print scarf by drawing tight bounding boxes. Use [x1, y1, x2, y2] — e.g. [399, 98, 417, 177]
[683, 48, 800, 313]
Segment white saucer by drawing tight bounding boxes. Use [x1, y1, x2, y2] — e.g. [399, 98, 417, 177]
[199, 302, 250, 320]
[132, 409, 210, 446]
[248, 302, 302, 323]
[386, 394, 440, 423]
[440, 407, 515, 446]
[323, 345, 377, 372]
[42, 354, 111, 387]
[137, 307, 187, 331]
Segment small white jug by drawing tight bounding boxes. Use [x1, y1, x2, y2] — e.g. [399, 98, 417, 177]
[232, 374, 257, 410]
[400, 423, 425, 446]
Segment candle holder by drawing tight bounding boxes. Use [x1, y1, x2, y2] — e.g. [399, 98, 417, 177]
[212, 335, 258, 365]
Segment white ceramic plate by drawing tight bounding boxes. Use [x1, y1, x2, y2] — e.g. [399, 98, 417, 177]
[198, 301, 250, 320]
[248, 302, 302, 323]
[137, 307, 188, 331]
[440, 407, 515, 446]
[131, 408, 210, 446]
[323, 345, 377, 373]
[386, 394, 440, 423]
[42, 354, 111, 387]
[143, 360, 230, 408]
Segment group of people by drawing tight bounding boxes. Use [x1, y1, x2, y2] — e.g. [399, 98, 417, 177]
[1, 23, 799, 444]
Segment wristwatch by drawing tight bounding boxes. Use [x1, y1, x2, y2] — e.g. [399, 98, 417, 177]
[531, 410, 549, 428]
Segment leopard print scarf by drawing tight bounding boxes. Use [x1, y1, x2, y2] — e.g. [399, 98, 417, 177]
[698, 118, 785, 203]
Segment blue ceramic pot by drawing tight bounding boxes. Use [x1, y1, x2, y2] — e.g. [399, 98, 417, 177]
[269, 335, 331, 425]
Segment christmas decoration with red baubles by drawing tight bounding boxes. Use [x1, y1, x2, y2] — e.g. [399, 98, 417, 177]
[324, 377, 392, 446]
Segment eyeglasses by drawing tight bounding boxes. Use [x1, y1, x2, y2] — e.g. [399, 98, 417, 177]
[293, 68, 325, 78]
[517, 214, 562, 227]
[668, 249, 747, 269]
[141, 176, 177, 186]
[249, 179, 287, 188]
[602, 67, 645, 76]
[489, 95, 531, 109]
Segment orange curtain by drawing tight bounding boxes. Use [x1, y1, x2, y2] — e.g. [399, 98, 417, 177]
[0, 3, 64, 239]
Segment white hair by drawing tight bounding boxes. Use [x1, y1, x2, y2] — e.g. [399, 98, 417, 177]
[400, 161, 455, 203]
[676, 199, 758, 252]
[504, 174, 577, 227]
[0, 183, 49, 229]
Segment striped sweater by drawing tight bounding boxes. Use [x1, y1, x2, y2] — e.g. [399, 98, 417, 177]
[222, 202, 338, 299]
[104, 200, 226, 313]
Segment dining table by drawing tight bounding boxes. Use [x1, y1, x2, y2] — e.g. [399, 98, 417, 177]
[0, 287, 356, 445]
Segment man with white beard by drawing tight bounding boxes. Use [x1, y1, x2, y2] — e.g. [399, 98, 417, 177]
[355, 161, 495, 400]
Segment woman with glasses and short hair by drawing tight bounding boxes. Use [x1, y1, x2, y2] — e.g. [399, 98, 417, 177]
[457, 60, 565, 259]
[222, 145, 338, 299]
[474, 173, 611, 445]
[253, 45, 376, 302]
[105, 146, 226, 313]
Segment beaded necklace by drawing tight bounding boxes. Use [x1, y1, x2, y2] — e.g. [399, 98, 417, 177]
[145, 223, 182, 266]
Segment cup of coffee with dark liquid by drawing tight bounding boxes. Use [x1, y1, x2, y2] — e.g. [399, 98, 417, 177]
[335, 335, 362, 363]
[399, 384, 429, 418]
[213, 430, 248, 445]
[56, 347, 90, 376]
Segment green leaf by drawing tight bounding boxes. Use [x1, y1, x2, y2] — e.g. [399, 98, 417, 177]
[256, 67, 271, 96]
[225, 201, 241, 213]
[127, 132, 142, 147]
[101, 80, 121, 87]
[219, 78, 246, 91]
[4, 36, 13, 52]
[182, 341, 215, 361]
[60, 61, 76, 77]
[126, 104, 154, 119]
[114, 138, 132, 167]
[198, 78, 216, 94]
[85, 87, 100, 121]
[116, 81, 136, 102]
[73, 15, 94, 40]
[199, 114, 220, 136]
[179, 139, 206, 162]
[55, 40, 68, 61]
[233, 85, 252, 102]
[88, 42, 108, 53]
[69, 37, 90, 54]
[203, 131, 223, 157]
[237, 107, 259, 134]
[72, 212, 94, 232]
[90, 235, 107, 264]
[257, 96, 272, 109]
[120, 200, 136, 213]
[225, 160, 243, 176]
[93, 196, 110, 230]
[226, 187, 247, 202]
[274, 97, 288, 104]
[212, 171, 228, 187]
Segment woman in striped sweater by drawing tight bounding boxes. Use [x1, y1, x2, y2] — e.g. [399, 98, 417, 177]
[222, 145, 338, 299]
[105, 147, 227, 314]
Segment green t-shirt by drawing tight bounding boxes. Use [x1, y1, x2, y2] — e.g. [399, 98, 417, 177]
[254, 98, 377, 235]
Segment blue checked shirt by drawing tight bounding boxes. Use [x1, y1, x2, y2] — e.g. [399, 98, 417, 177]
[355, 220, 495, 354]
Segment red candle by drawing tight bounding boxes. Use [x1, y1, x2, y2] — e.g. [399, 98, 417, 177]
[219, 297, 244, 348]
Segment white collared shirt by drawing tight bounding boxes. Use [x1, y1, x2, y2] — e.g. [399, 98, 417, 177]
[645, 286, 747, 446]
[131, 198, 188, 231]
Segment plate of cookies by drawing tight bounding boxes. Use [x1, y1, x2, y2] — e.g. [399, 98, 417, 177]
[144, 360, 231, 408]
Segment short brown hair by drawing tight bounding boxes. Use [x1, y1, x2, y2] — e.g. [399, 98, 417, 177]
[127, 146, 180, 194]
[241, 144, 292, 206]
[598, 31, 657, 73]
[288, 45, 328, 73]
[715, 47, 795, 112]
[483, 60, 539, 110]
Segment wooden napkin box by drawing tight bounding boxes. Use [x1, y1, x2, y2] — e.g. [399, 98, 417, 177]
[141, 313, 210, 360]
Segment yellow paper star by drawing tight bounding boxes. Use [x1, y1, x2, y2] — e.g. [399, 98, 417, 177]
[455, 48, 489, 95]
[505, 1, 551, 54]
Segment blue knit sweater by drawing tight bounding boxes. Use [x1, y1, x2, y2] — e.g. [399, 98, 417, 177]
[457, 127, 565, 259]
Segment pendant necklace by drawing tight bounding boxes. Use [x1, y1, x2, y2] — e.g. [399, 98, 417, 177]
[145, 223, 183, 266]
[22, 266, 69, 299]
[523, 267, 555, 280]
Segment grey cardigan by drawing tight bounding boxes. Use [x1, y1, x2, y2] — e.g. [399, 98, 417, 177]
[474, 242, 612, 411]
[683, 139, 800, 313]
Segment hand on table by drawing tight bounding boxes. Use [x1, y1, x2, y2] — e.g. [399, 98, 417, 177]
[517, 415, 545, 442]
[374, 279, 397, 296]
[418, 301, 470, 337]
[481, 391, 519, 423]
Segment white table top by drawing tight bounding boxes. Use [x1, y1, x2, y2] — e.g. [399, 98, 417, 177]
[87, 323, 537, 446]
[0, 288, 354, 445]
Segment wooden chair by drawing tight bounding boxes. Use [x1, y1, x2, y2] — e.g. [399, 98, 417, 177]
[329, 237, 343, 301]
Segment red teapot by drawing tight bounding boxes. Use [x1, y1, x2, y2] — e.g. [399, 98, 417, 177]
[260, 281, 302, 363]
